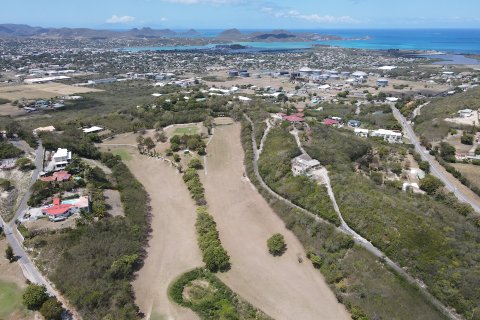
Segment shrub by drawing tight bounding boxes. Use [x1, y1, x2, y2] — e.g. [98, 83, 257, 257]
[0, 178, 11, 191]
[39, 298, 64, 320]
[419, 174, 444, 195]
[0, 141, 23, 160]
[22, 284, 49, 310]
[189, 158, 203, 170]
[15, 157, 35, 171]
[460, 133, 474, 145]
[267, 233, 287, 256]
[196, 207, 230, 272]
[5, 244, 15, 262]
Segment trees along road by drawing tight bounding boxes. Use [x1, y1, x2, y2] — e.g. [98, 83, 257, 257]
[391, 105, 480, 213]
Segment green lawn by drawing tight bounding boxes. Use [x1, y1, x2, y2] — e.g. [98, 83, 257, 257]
[111, 149, 132, 161]
[0, 281, 26, 318]
[173, 127, 198, 136]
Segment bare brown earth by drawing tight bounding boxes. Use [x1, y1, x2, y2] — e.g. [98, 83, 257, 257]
[125, 153, 202, 320]
[0, 83, 101, 101]
[201, 122, 350, 320]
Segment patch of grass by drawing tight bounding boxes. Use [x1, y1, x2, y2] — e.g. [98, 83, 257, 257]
[453, 163, 480, 190]
[0, 281, 26, 318]
[111, 149, 132, 161]
[173, 127, 199, 136]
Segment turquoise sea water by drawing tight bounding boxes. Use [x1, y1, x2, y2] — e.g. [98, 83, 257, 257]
[121, 29, 480, 55]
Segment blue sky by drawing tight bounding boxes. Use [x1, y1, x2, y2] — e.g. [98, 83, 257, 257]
[2, 0, 480, 29]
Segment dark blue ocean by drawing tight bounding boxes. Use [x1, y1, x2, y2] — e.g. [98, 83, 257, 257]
[123, 29, 480, 55]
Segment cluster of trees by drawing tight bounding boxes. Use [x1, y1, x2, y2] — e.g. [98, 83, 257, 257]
[195, 207, 231, 273]
[266, 233, 287, 256]
[169, 268, 270, 320]
[240, 120, 445, 320]
[419, 174, 444, 195]
[183, 167, 206, 205]
[1, 119, 38, 148]
[40, 128, 101, 160]
[27, 152, 151, 319]
[22, 284, 64, 320]
[257, 127, 340, 225]
[432, 142, 480, 197]
[15, 157, 35, 171]
[0, 141, 23, 159]
[170, 134, 206, 154]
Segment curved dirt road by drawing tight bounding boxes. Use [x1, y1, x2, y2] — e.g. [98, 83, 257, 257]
[126, 154, 202, 320]
[202, 122, 350, 320]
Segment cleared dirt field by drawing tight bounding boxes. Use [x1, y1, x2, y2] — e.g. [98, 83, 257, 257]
[453, 163, 480, 190]
[126, 154, 202, 320]
[201, 122, 350, 320]
[0, 83, 101, 100]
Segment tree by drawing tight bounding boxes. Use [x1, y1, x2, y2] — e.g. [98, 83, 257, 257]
[460, 133, 474, 145]
[22, 284, 49, 310]
[15, 157, 34, 171]
[188, 158, 203, 170]
[419, 161, 430, 174]
[39, 298, 64, 320]
[439, 142, 456, 163]
[154, 131, 167, 143]
[420, 174, 444, 195]
[5, 244, 15, 262]
[0, 178, 11, 191]
[267, 233, 287, 256]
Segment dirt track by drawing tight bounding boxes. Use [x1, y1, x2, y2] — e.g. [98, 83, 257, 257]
[126, 154, 202, 320]
[201, 122, 350, 320]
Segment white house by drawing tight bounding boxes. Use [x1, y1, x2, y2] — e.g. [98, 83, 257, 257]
[291, 154, 321, 176]
[51, 148, 72, 171]
[458, 109, 473, 118]
[370, 129, 403, 143]
[354, 128, 369, 138]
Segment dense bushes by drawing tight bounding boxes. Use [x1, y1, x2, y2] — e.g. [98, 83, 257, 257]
[419, 174, 444, 195]
[28, 152, 151, 319]
[40, 128, 101, 160]
[257, 127, 339, 225]
[22, 284, 49, 310]
[240, 119, 446, 320]
[195, 207, 230, 273]
[266, 233, 287, 256]
[169, 268, 271, 320]
[0, 141, 23, 159]
[183, 168, 206, 205]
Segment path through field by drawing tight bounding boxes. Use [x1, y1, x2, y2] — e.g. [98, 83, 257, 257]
[126, 154, 202, 320]
[202, 122, 350, 320]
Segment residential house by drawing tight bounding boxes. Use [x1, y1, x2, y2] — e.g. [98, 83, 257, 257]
[51, 148, 72, 171]
[371, 129, 403, 143]
[292, 154, 321, 176]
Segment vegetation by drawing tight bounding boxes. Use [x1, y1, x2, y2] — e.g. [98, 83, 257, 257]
[169, 268, 271, 320]
[22, 284, 49, 310]
[15, 157, 35, 171]
[39, 297, 64, 320]
[241, 119, 448, 320]
[170, 134, 206, 154]
[0, 281, 26, 319]
[257, 126, 339, 225]
[195, 207, 231, 273]
[266, 233, 287, 256]
[40, 128, 101, 159]
[26, 151, 151, 319]
[419, 174, 444, 194]
[415, 86, 480, 141]
[0, 178, 11, 191]
[5, 244, 15, 262]
[0, 141, 23, 159]
[183, 167, 206, 205]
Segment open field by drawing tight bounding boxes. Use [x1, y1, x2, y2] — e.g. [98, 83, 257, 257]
[111, 149, 133, 161]
[104, 189, 125, 217]
[201, 122, 349, 320]
[445, 110, 479, 126]
[173, 126, 199, 136]
[0, 83, 102, 101]
[0, 239, 32, 320]
[453, 163, 480, 190]
[125, 153, 203, 320]
[0, 103, 26, 117]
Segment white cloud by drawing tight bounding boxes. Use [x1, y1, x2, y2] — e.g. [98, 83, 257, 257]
[106, 15, 136, 24]
[264, 8, 357, 24]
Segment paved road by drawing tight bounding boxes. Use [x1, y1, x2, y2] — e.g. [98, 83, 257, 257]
[392, 106, 480, 213]
[244, 114, 461, 320]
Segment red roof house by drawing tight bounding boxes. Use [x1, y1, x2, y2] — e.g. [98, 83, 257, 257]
[323, 119, 340, 126]
[40, 170, 72, 182]
[42, 198, 73, 221]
